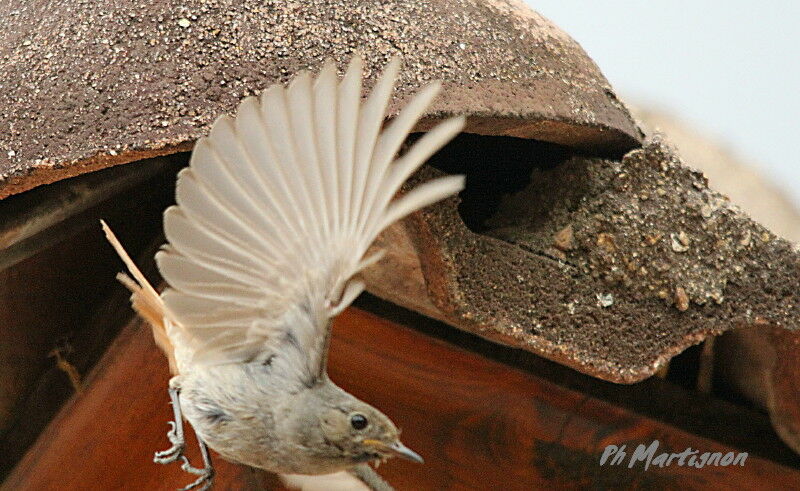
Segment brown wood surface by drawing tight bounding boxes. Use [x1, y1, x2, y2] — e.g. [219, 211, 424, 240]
[717, 325, 800, 458]
[6, 308, 800, 490]
[0, 162, 180, 476]
[764, 327, 800, 455]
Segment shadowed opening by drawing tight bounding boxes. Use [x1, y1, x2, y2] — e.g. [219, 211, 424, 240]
[422, 133, 573, 233]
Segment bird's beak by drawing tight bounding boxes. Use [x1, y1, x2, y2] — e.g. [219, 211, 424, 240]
[388, 441, 424, 463]
[363, 439, 424, 464]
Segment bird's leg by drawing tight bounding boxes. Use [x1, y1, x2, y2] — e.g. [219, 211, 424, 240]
[154, 384, 185, 464]
[178, 432, 214, 491]
[155, 381, 215, 490]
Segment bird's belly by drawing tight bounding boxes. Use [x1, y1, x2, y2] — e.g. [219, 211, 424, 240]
[195, 420, 353, 476]
[177, 363, 340, 475]
[207, 440, 354, 476]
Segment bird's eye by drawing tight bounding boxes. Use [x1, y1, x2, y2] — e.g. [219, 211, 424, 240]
[350, 413, 368, 430]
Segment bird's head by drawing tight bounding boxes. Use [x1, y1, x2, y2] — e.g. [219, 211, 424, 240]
[312, 387, 423, 467]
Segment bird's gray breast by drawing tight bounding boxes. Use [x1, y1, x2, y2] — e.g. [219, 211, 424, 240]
[177, 358, 307, 472]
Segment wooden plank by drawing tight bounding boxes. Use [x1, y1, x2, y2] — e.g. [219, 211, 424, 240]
[6, 307, 800, 490]
[3, 313, 278, 491]
[0, 162, 181, 476]
[0, 158, 169, 271]
[328, 310, 800, 490]
[718, 325, 800, 456]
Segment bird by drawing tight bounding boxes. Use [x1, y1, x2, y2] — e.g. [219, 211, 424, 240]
[101, 53, 465, 490]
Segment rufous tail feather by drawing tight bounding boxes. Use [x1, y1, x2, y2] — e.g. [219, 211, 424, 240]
[101, 220, 178, 374]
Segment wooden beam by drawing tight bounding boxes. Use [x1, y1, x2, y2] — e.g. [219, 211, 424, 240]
[0, 161, 182, 476]
[7, 308, 800, 489]
[0, 158, 170, 271]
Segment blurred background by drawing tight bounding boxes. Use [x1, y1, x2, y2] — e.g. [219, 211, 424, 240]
[529, 1, 800, 208]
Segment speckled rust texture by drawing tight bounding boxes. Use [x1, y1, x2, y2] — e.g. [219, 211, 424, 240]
[408, 137, 800, 383]
[0, 0, 641, 199]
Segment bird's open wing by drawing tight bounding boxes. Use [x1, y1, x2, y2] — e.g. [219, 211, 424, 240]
[156, 55, 464, 376]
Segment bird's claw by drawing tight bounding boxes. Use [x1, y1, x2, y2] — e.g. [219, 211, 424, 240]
[166, 421, 183, 445]
[154, 444, 184, 464]
[154, 422, 185, 464]
[155, 386, 215, 490]
[179, 456, 214, 491]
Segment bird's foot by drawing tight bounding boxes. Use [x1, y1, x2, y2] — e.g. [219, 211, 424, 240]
[154, 421, 185, 464]
[179, 456, 215, 491]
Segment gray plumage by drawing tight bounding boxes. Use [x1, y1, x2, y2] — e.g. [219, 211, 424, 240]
[102, 54, 464, 489]
[178, 351, 401, 475]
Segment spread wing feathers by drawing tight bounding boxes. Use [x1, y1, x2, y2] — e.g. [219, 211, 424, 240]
[101, 221, 180, 375]
[157, 55, 465, 372]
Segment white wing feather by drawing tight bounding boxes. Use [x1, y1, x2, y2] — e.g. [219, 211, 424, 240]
[157, 55, 465, 374]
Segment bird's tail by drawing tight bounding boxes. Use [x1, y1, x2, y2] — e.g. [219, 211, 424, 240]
[101, 220, 178, 374]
